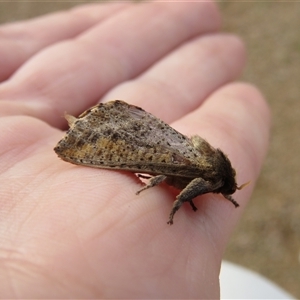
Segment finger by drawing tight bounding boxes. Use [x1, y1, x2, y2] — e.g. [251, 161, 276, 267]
[0, 3, 130, 81]
[0, 1, 221, 127]
[172, 82, 270, 252]
[104, 34, 246, 123]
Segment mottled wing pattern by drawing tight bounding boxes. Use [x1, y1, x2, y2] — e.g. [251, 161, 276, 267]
[54, 100, 206, 177]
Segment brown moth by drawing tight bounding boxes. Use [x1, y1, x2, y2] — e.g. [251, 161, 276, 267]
[54, 100, 248, 224]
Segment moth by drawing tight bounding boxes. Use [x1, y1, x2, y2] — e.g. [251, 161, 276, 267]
[54, 100, 248, 224]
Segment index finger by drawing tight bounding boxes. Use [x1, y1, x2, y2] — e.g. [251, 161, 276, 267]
[0, 3, 130, 81]
[0, 1, 220, 127]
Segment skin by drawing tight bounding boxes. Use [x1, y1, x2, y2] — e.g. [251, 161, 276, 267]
[0, 1, 270, 298]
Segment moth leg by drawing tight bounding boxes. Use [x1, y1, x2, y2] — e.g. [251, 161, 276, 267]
[136, 175, 167, 195]
[167, 177, 219, 225]
[224, 194, 239, 208]
[189, 200, 197, 212]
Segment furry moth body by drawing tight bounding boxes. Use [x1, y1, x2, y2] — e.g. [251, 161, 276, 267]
[54, 100, 247, 224]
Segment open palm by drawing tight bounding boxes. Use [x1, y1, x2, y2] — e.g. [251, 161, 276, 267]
[0, 2, 270, 298]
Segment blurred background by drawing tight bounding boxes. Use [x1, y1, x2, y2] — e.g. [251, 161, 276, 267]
[0, 1, 299, 298]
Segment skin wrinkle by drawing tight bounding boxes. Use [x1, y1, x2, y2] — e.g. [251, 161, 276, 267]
[0, 258, 17, 298]
[205, 36, 245, 81]
[144, 33, 245, 85]
[81, 206, 122, 243]
[203, 194, 237, 254]
[92, 206, 179, 292]
[143, 256, 177, 297]
[0, 141, 54, 177]
[68, 4, 131, 34]
[2, 255, 66, 298]
[12, 41, 107, 96]
[0, 4, 127, 41]
[1, 176, 36, 220]
[10, 189, 42, 242]
[193, 194, 225, 260]
[74, 237, 106, 296]
[0, 4, 130, 82]
[2, 219, 102, 297]
[78, 182, 139, 241]
[77, 3, 220, 80]
[45, 244, 105, 298]
[80, 2, 220, 76]
[3, 160, 82, 239]
[83, 240, 133, 295]
[121, 198, 162, 234]
[132, 221, 204, 296]
[73, 39, 133, 87]
[0, 116, 53, 147]
[104, 34, 246, 125]
[184, 234, 219, 298]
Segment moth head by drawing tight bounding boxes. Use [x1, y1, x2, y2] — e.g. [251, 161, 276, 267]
[217, 150, 239, 195]
[217, 150, 250, 196]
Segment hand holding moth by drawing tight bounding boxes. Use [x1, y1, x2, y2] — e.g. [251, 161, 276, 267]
[0, 2, 270, 299]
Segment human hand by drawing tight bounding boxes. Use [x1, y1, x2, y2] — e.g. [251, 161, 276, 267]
[0, 1, 270, 298]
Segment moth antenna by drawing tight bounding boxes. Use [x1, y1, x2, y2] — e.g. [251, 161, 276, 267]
[64, 113, 77, 127]
[237, 181, 250, 190]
